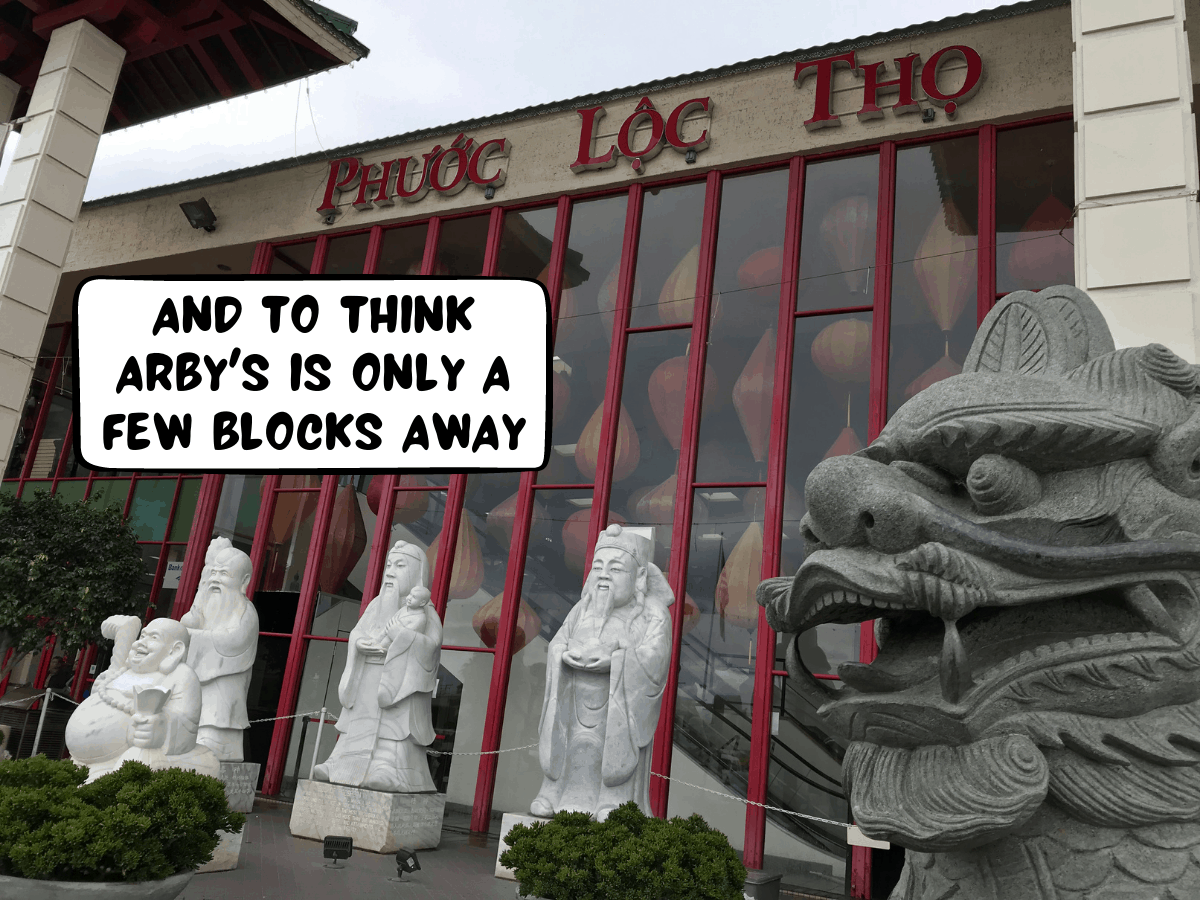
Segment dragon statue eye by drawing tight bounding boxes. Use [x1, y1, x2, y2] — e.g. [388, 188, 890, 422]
[1151, 409, 1200, 498]
[966, 454, 1041, 515]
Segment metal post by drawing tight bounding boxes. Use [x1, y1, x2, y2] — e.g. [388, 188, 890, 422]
[30, 687, 51, 756]
[308, 707, 328, 781]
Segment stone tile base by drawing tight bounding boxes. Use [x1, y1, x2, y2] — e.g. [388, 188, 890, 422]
[289, 779, 446, 853]
[219, 761, 261, 814]
[494, 812, 551, 880]
[198, 827, 244, 873]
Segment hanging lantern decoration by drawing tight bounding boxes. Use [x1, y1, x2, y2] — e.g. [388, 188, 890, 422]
[366, 474, 430, 524]
[680, 593, 701, 635]
[820, 196, 875, 294]
[575, 401, 640, 483]
[914, 201, 976, 333]
[647, 356, 718, 451]
[905, 352, 963, 401]
[318, 485, 368, 593]
[260, 474, 321, 545]
[472, 591, 543, 654]
[562, 508, 627, 576]
[633, 475, 709, 549]
[715, 522, 764, 631]
[552, 370, 571, 430]
[596, 262, 642, 342]
[1007, 195, 1074, 289]
[823, 426, 865, 459]
[811, 320, 872, 384]
[737, 246, 784, 298]
[658, 245, 701, 325]
[626, 484, 655, 519]
[732, 329, 776, 464]
[426, 516, 485, 600]
[486, 491, 547, 550]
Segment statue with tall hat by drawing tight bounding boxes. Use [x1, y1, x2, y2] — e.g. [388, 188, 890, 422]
[313, 539, 442, 792]
[180, 537, 259, 761]
[531, 523, 674, 821]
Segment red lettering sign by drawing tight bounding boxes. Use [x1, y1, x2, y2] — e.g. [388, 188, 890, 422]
[794, 51, 856, 130]
[572, 96, 713, 175]
[920, 45, 984, 116]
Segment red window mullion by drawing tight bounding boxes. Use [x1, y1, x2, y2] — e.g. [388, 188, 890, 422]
[309, 234, 330, 274]
[651, 169, 723, 819]
[362, 225, 384, 275]
[51, 415, 74, 483]
[546, 196, 574, 347]
[977, 124, 998, 324]
[170, 474, 225, 621]
[744, 155, 806, 870]
[18, 325, 70, 483]
[359, 474, 398, 617]
[245, 473, 281, 601]
[144, 476, 185, 621]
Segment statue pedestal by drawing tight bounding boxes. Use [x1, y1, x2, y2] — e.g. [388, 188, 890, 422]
[198, 761, 260, 873]
[289, 779, 445, 853]
[495, 812, 551, 880]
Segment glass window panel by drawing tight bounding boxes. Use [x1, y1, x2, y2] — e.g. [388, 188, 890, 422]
[169, 478, 202, 542]
[629, 181, 707, 328]
[435, 215, 489, 275]
[321, 231, 371, 275]
[4, 325, 65, 479]
[496, 207, 557, 283]
[375, 223, 428, 275]
[0, 482, 16, 497]
[712, 168, 790, 334]
[128, 478, 177, 542]
[213, 475, 263, 555]
[548, 195, 628, 483]
[888, 137, 979, 419]
[996, 120, 1075, 293]
[270, 241, 316, 275]
[796, 154, 879, 313]
[439, 648, 494, 806]
[152, 544, 187, 621]
[295, 479, 374, 631]
[86, 478, 131, 512]
[257, 476, 323, 593]
[52, 479, 88, 504]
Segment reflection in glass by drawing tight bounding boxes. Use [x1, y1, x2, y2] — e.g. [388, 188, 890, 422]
[322, 231, 370, 275]
[439, 648, 494, 808]
[496, 207, 558, 283]
[87, 479, 131, 512]
[128, 478, 177, 541]
[629, 181, 707, 328]
[169, 479, 202, 542]
[797, 155, 879, 313]
[213, 475, 263, 556]
[4, 326, 64, 479]
[996, 121, 1074, 293]
[436, 215, 490, 275]
[270, 241, 316, 275]
[375, 224, 428, 275]
[257, 477, 322, 593]
[889, 137, 979, 419]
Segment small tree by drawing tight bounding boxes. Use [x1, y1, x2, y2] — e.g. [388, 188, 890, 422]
[0, 490, 145, 683]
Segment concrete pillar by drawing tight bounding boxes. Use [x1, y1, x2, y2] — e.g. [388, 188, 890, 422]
[0, 74, 18, 123]
[0, 21, 124, 476]
[1072, 0, 1200, 360]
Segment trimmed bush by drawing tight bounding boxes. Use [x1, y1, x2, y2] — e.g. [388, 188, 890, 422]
[0, 756, 245, 882]
[500, 801, 747, 900]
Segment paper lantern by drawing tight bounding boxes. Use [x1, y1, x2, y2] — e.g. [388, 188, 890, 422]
[633, 475, 709, 549]
[681, 593, 701, 635]
[658, 245, 700, 325]
[737, 246, 783, 298]
[914, 202, 976, 333]
[552, 370, 571, 430]
[715, 522, 764, 631]
[811, 320, 872, 383]
[472, 591, 542, 654]
[486, 491, 547, 549]
[820, 196, 875, 294]
[647, 356, 718, 451]
[366, 474, 430, 525]
[562, 508, 627, 576]
[823, 426, 865, 459]
[733, 329, 776, 464]
[596, 261, 642, 341]
[426, 516, 485, 600]
[1007, 195, 1074, 289]
[626, 484, 655, 519]
[260, 474, 321, 545]
[318, 486, 368, 593]
[904, 348, 963, 400]
[575, 402, 640, 483]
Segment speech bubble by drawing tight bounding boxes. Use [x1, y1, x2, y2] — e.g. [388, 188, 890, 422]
[74, 276, 551, 473]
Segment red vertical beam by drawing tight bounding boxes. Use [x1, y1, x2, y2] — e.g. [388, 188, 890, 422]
[585, 185, 643, 558]
[144, 476, 184, 621]
[650, 170, 722, 818]
[0, 647, 12, 697]
[362, 225, 384, 275]
[72, 644, 97, 702]
[19, 325, 70, 481]
[246, 473, 281, 601]
[51, 415, 74, 482]
[421, 216, 442, 276]
[32, 635, 56, 692]
[360, 475, 398, 617]
[976, 124, 997, 324]
[171, 474, 225, 621]
[309, 234, 330, 275]
[471, 201, 570, 833]
[251, 241, 274, 274]
[262, 474, 338, 795]
[744, 156, 806, 868]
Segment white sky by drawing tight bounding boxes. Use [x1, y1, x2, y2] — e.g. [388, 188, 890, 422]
[6, 0, 1008, 200]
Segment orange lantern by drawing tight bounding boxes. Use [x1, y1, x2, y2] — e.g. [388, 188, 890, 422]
[737, 246, 783, 298]
[575, 402, 640, 483]
[647, 356, 718, 451]
[260, 475, 321, 545]
[596, 262, 642, 341]
[811, 320, 872, 383]
[715, 522, 764, 631]
[658, 245, 700, 325]
[633, 475, 708, 549]
[426, 516, 485, 600]
[626, 484, 655, 519]
[1007, 195, 1074, 289]
[486, 491, 547, 550]
[823, 426, 865, 459]
[472, 591, 542, 654]
[914, 202, 976, 334]
[562, 508, 627, 576]
[366, 474, 430, 525]
[732, 329, 776, 464]
[318, 485, 368, 594]
[820, 196, 875, 294]
[552, 370, 570, 430]
[905, 351, 962, 400]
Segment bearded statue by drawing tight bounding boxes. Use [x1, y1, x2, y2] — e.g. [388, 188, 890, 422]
[759, 286, 1200, 899]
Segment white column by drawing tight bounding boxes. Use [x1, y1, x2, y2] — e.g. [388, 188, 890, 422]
[1072, 0, 1200, 360]
[0, 21, 124, 476]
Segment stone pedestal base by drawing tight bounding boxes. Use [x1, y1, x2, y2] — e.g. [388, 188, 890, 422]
[495, 812, 551, 880]
[197, 761, 261, 873]
[289, 779, 446, 853]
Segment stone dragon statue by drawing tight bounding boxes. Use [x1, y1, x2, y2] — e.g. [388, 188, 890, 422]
[759, 287, 1200, 899]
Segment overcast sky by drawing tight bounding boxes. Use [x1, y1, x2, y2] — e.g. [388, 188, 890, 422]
[12, 1, 1006, 200]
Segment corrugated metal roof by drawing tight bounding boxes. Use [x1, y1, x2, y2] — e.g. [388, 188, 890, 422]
[83, 0, 1068, 210]
[288, 0, 370, 56]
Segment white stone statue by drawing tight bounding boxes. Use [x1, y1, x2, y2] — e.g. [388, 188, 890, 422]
[65, 616, 220, 783]
[180, 537, 259, 761]
[531, 524, 674, 821]
[313, 541, 442, 792]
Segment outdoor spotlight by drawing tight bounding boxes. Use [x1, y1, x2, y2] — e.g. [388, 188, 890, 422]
[322, 835, 353, 868]
[685, 148, 698, 163]
[484, 185, 496, 200]
[393, 848, 421, 881]
[922, 107, 936, 123]
[180, 197, 217, 232]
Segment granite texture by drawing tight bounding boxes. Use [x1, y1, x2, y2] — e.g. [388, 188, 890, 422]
[759, 286, 1200, 899]
[288, 779, 445, 852]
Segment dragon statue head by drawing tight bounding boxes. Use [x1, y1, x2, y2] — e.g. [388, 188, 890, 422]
[759, 287, 1200, 899]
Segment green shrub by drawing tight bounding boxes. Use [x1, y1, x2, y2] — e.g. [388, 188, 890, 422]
[0, 756, 245, 882]
[500, 802, 747, 900]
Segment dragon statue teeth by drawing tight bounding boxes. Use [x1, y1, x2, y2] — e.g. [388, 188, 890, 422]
[758, 286, 1200, 900]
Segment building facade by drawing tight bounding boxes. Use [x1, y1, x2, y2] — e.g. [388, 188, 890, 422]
[5, 1, 1200, 896]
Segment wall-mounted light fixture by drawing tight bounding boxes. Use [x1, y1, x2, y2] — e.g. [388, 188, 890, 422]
[180, 197, 217, 232]
[921, 107, 936, 123]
